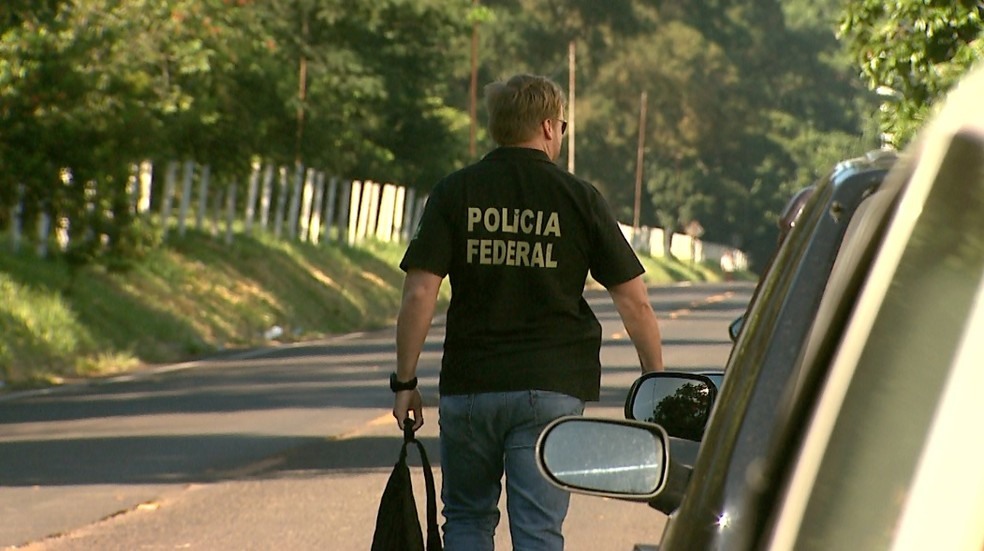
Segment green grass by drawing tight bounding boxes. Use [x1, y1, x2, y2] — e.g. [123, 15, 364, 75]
[0, 233, 747, 389]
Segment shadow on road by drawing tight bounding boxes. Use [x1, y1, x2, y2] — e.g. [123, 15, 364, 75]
[0, 432, 441, 487]
[276, 434, 442, 474]
[0, 283, 749, 496]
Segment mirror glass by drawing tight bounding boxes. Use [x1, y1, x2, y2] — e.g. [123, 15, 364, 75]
[629, 376, 713, 441]
[728, 314, 745, 342]
[541, 419, 665, 495]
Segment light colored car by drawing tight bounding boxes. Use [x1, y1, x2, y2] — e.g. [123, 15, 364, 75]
[537, 63, 984, 550]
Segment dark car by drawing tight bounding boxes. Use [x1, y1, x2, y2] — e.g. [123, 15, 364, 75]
[537, 65, 984, 550]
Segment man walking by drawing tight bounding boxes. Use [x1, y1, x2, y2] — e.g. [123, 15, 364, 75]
[391, 73, 664, 550]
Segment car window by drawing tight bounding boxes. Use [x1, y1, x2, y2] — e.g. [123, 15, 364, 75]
[783, 177, 893, 399]
[771, 130, 984, 550]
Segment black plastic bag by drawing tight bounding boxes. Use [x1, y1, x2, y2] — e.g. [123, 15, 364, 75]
[371, 419, 442, 551]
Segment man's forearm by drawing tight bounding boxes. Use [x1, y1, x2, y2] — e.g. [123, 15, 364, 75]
[396, 305, 432, 380]
[609, 276, 665, 372]
[395, 270, 442, 381]
[630, 317, 664, 372]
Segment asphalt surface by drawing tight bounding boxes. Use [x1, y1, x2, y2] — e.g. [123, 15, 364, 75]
[0, 282, 753, 550]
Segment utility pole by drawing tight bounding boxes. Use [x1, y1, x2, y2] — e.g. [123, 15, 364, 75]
[469, 0, 480, 158]
[567, 40, 576, 173]
[633, 90, 647, 231]
[295, 7, 309, 167]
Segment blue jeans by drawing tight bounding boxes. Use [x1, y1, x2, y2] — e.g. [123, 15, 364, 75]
[438, 390, 585, 551]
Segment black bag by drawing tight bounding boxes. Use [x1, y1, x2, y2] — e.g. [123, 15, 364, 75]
[371, 419, 442, 551]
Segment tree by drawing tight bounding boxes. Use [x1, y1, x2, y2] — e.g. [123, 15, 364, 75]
[839, 0, 984, 147]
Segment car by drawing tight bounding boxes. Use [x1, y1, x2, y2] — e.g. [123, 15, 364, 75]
[537, 65, 984, 550]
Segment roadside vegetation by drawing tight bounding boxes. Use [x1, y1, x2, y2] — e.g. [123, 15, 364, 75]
[0, 236, 739, 390]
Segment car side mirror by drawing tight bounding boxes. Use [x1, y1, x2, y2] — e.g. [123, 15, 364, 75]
[536, 417, 669, 499]
[728, 314, 745, 342]
[624, 373, 717, 442]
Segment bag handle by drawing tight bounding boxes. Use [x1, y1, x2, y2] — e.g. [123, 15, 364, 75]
[403, 418, 442, 551]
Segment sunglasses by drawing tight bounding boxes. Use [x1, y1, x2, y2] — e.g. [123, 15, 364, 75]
[559, 119, 568, 135]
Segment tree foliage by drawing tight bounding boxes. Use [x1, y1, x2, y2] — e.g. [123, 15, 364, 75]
[1, 0, 470, 263]
[839, 0, 984, 147]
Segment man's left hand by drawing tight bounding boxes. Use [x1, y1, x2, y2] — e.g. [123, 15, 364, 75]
[393, 389, 423, 431]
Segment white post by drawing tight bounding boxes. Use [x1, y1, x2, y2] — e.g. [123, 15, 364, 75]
[309, 172, 326, 244]
[161, 161, 179, 238]
[36, 204, 51, 258]
[57, 168, 73, 252]
[259, 163, 274, 230]
[127, 163, 139, 215]
[367, 181, 381, 240]
[197, 165, 211, 231]
[82, 178, 97, 246]
[137, 160, 153, 215]
[336, 179, 351, 244]
[299, 167, 316, 242]
[245, 160, 260, 232]
[393, 185, 406, 243]
[274, 166, 288, 238]
[178, 160, 194, 236]
[377, 183, 397, 242]
[225, 181, 237, 245]
[648, 227, 664, 257]
[99, 179, 112, 248]
[355, 180, 373, 243]
[347, 180, 362, 246]
[323, 176, 339, 242]
[287, 164, 304, 240]
[402, 187, 417, 242]
[412, 194, 427, 237]
[211, 185, 223, 237]
[10, 184, 24, 252]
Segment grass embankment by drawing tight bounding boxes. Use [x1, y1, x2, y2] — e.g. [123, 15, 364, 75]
[0, 231, 735, 390]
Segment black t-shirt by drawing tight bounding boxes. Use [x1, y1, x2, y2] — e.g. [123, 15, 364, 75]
[400, 147, 644, 401]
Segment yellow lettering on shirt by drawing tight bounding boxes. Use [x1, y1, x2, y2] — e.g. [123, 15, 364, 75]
[465, 207, 561, 269]
[465, 239, 557, 268]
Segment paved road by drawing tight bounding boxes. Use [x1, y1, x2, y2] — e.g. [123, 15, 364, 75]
[0, 282, 753, 550]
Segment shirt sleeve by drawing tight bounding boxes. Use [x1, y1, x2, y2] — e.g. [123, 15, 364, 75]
[588, 190, 645, 287]
[399, 182, 453, 277]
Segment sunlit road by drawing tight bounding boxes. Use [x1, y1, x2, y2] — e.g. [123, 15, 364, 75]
[0, 281, 753, 550]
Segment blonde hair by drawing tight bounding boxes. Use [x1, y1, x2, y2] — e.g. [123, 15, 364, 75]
[485, 74, 566, 146]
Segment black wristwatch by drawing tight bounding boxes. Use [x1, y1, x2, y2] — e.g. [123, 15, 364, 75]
[390, 372, 418, 392]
